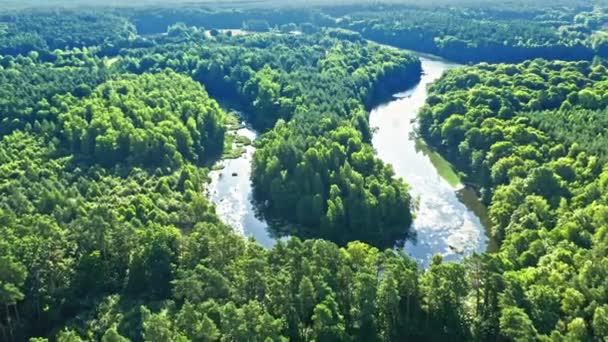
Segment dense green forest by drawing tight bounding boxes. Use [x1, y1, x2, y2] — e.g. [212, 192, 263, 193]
[123, 3, 608, 64]
[0, 16, 422, 341]
[420, 59, 608, 339]
[108, 29, 421, 246]
[3, 1, 608, 341]
[2, 1, 608, 64]
[332, 3, 608, 63]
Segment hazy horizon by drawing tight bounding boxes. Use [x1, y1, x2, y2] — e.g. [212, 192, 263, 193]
[0, 0, 597, 11]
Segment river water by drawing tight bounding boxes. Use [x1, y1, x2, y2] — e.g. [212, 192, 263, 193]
[206, 55, 492, 267]
[369, 56, 491, 267]
[206, 125, 277, 248]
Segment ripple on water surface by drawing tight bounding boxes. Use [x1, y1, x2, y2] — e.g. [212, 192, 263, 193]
[207, 56, 492, 268]
[370, 57, 490, 268]
[206, 126, 276, 248]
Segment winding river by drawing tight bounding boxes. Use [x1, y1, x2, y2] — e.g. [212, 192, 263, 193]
[206, 124, 277, 248]
[369, 56, 491, 267]
[207, 54, 493, 267]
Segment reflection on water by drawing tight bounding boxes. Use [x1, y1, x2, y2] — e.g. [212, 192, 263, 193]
[369, 56, 492, 268]
[206, 124, 276, 248]
[206, 56, 493, 267]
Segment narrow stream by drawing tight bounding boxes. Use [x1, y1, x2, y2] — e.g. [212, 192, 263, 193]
[206, 54, 493, 267]
[369, 56, 491, 267]
[206, 123, 276, 248]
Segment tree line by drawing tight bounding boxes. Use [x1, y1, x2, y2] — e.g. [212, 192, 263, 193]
[111, 29, 421, 247]
[3, 3, 608, 341]
[2, 3, 608, 64]
[420, 58, 608, 340]
[0, 24, 424, 341]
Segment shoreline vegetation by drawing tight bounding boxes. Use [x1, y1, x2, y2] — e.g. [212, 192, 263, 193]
[2, 1, 608, 341]
[219, 112, 250, 161]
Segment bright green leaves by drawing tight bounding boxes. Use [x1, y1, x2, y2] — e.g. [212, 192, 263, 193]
[0, 256, 27, 307]
[253, 122, 412, 247]
[420, 256, 470, 340]
[592, 306, 608, 338]
[424, 54, 608, 341]
[243, 38, 419, 248]
[126, 224, 181, 299]
[58, 71, 226, 169]
[499, 307, 538, 341]
[312, 295, 346, 342]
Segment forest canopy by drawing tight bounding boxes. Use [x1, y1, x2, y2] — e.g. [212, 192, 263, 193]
[0, 16, 424, 340]
[419, 58, 608, 340]
[3, 1, 608, 341]
[58, 71, 226, 168]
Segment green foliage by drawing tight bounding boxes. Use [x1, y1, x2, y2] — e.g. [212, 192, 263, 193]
[0, 51, 111, 135]
[499, 307, 538, 341]
[58, 71, 225, 168]
[338, 5, 605, 63]
[0, 11, 135, 57]
[253, 122, 413, 246]
[112, 27, 420, 246]
[420, 255, 470, 340]
[102, 325, 131, 342]
[242, 36, 420, 247]
[0, 11, 423, 341]
[422, 58, 608, 340]
[6, 3, 608, 342]
[0, 70, 224, 339]
[525, 107, 608, 162]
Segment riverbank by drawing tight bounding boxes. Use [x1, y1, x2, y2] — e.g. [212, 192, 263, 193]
[369, 56, 492, 267]
[205, 108, 276, 248]
[205, 48, 495, 267]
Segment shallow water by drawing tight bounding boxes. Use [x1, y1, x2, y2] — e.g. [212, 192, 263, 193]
[207, 56, 492, 267]
[206, 125, 276, 248]
[369, 56, 491, 267]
